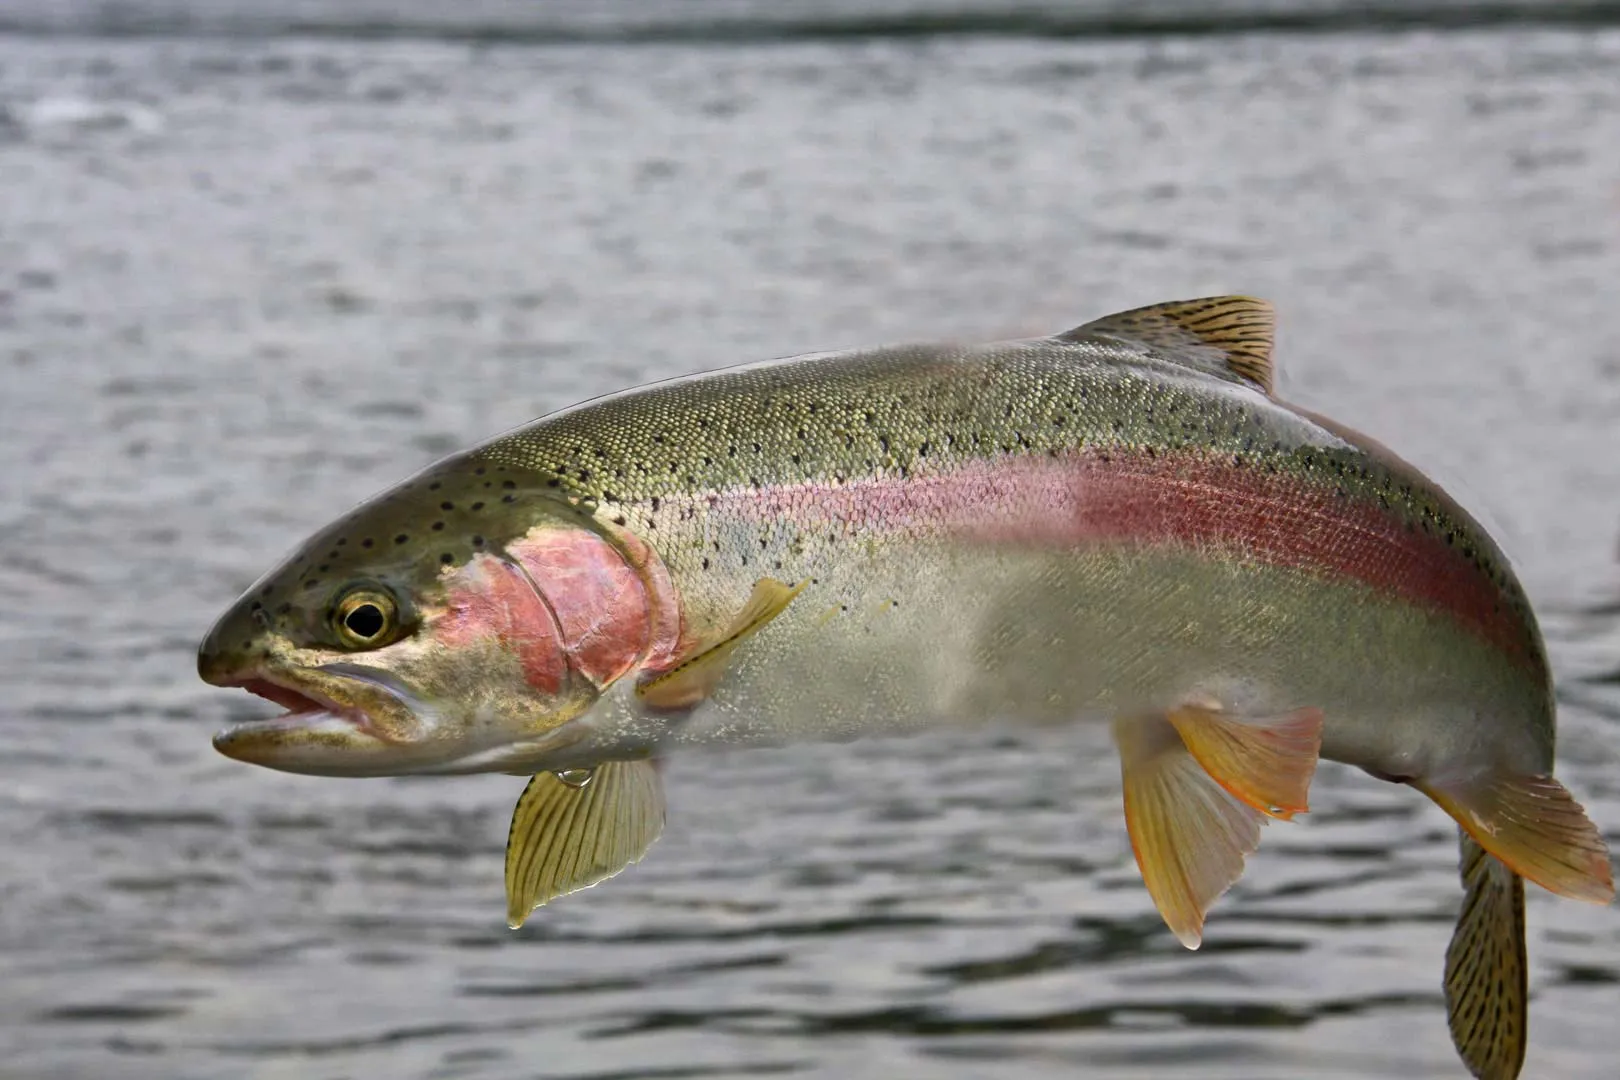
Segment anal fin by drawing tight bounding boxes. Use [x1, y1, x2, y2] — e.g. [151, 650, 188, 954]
[1115, 714, 1269, 949]
[1416, 772, 1614, 904]
[1446, 830, 1528, 1080]
[1167, 704, 1322, 820]
[504, 759, 665, 929]
[637, 577, 806, 711]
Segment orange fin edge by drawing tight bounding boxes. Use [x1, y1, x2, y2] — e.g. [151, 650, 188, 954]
[1417, 771, 1614, 905]
[1167, 704, 1323, 820]
[1116, 715, 1269, 949]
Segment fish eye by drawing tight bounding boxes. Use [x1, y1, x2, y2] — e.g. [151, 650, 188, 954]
[332, 588, 398, 649]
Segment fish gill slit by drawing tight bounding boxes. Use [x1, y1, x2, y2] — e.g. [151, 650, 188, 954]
[506, 553, 570, 661]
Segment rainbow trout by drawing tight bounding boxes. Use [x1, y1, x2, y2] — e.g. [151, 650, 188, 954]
[199, 297, 1611, 1079]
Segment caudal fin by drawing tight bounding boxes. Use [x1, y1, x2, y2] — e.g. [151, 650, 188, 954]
[1446, 831, 1528, 1080]
[1417, 772, 1614, 904]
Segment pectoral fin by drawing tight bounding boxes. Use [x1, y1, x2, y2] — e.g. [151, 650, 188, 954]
[1167, 704, 1323, 820]
[636, 577, 807, 711]
[1115, 714, 1269, 949]
[1416, 772, 1614, 904]
[1445, 830, 1528, 1080]
[504, 759, 665, 929]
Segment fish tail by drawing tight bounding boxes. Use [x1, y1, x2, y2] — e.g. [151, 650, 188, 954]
[1445, 830, 1527, 1080]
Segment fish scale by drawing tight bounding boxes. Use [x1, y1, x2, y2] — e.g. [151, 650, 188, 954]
[198, 296, 1611, 1080]
[472, 338, 1537, 651]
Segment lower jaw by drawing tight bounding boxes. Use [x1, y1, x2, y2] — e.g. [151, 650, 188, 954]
[212, 711, 413, 776]
[212, 696, 589, 777]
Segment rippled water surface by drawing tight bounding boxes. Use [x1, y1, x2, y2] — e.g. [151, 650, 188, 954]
[3, 6, 1620, 1078]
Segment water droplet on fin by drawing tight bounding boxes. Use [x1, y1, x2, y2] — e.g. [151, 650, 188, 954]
[555, 768, 594, 788]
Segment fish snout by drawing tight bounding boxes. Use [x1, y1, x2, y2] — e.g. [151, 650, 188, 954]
[197, 607, 264, 686]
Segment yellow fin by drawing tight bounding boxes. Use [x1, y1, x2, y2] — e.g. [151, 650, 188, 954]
[636, 577, 807, 711]
[1062, 295, 1277, 395]
[1445, 831, 1528, 1080]
[1115, 715, 1269, 949]
[1416, 772, 1614, 904]
[504, 759, 665, 929]
[1167, 704, 1323, 820]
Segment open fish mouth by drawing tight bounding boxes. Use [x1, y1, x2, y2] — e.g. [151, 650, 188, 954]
[209, 665, 431, 776]
[242, 677, 348, 720]
[219, 675, 377, 738]
[209, 662, 580, 777]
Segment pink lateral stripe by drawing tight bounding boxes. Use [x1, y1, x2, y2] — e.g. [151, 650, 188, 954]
[710, 449, 1536, 669]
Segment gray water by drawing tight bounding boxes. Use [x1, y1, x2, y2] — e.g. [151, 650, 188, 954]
[3, 7, 1620, 1079]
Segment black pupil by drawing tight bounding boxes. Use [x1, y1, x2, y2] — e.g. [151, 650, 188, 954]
[344, 603, 386, 639]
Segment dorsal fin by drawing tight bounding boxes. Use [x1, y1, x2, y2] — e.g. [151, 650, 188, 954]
[1058, 296, 1277, 396]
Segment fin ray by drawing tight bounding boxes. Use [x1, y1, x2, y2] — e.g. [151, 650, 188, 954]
[637, 577, 806, 710]
[1060, 295, 1277, 395]
[1167, 704, 1322, 820]
[1116, 715, 1268, 948]
[1417, 772, 1614, 904]
[505, 759, 665, 929]
[1446, 831, 1528, 1080]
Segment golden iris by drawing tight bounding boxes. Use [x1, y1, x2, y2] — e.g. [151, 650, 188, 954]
[332, 588, 397, 648]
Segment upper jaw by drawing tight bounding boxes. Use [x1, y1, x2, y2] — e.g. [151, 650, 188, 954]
[212, 667, 384, 737]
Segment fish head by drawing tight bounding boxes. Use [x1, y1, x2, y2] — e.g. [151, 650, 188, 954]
[198, 458, 675, 776]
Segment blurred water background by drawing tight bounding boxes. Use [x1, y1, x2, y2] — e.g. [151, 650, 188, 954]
[3, 2, 1620, 1078]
